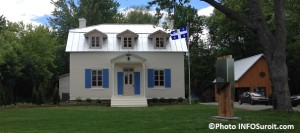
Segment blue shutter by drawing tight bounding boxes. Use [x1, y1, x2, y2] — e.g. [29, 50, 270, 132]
[103, 69, 109, 88]
[165, 69, 171, 88]
[148, 69, 154, 88]
[117, 72, 123, 95]
[85, 69, 91, 88]
[134, 72, 140, 95]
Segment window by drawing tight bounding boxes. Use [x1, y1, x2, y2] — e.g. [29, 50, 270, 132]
[155, 37, 164, 48]
[92, 70, 102, 87]
[90, 37, 100, 48]
[154, 70, 164, 86]
[123, 37, 132, 48]
[255, 87, 266, 96]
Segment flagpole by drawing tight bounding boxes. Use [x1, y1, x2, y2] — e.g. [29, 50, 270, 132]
[187, 24, 191, 105]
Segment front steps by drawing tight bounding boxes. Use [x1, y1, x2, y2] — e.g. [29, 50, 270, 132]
[111, 96, 148, 107]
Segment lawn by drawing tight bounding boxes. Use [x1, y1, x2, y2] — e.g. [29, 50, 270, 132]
[0, 104, 299, 133]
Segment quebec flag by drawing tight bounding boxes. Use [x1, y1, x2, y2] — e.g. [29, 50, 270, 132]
[170, 26, 188, 40]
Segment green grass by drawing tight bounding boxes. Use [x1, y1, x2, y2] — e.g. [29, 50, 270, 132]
[0, 104, 299, 133]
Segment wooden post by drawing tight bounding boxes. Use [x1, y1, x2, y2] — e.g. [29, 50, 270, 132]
[214, 55, 238, 120]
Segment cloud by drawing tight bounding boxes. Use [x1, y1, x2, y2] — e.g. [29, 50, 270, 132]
[197, 6, 214, 16]
[0, 0, 55, 25]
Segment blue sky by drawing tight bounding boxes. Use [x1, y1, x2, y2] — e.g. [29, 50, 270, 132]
[0, 0, 211, 26]
[117, 0, 210, 10]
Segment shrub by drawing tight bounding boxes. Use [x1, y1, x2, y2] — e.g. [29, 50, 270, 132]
[159, 97, 165, 103]
[86, 98, 92, 103]
[168, 98, 175, 104]
[76, 97, 82, 103]
[32, 87, 38, 104]
[96, 99, 101, 104]
[37, 87, 44, 105]
[152, 98, 159, 103]
[0, 89, 3, 105]
[52, 87, 60, 105]
[178, 97, 184, 103]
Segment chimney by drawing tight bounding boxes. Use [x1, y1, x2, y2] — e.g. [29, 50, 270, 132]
[78, 18, 86, 28]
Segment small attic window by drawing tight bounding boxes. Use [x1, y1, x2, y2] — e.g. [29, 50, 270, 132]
[84, 29, 107, 49]
[91, 37, 100, 48]
[124, 37, 132, 48]
[117, 30, 138, 49]
[155, 37, 164, 48]
[149, 30, 169, 49]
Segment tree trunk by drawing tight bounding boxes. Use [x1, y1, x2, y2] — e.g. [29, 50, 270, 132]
[202, 0, 293, 111]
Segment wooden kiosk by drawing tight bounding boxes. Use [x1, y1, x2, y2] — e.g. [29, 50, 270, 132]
[213, 55, 240, 120]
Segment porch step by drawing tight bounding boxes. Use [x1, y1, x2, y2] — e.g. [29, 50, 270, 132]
[111, 96, 148, 107]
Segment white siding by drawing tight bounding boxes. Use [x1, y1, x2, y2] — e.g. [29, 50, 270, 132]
[59, 74, 70, 98]
[69, 52, 185, 100]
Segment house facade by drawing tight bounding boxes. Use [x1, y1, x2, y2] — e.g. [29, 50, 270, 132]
[61, 19, 187, 107]
[214, 54, 272, 101]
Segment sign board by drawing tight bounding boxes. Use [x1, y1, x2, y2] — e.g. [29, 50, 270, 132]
[216, 59, 228, 90]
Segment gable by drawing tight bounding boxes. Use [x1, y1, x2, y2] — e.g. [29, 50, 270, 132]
[116, 29, 138, 38]
[148, 30, 170, 38]
[84, 29, 107, 38]
[234, 54, 263, 81]
[212, 54, 264, 83]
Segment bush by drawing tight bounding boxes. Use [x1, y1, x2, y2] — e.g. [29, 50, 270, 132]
[86, 98, 92, 103]
[52, 87, 60, 105]
[76, 97, 82, 103]
[37, 87, 44, 105]
[96, 99, 101, 104]
[32, 87, 38, 104]
[159, 97, 165, 103]
[0, 89, 3, 105]
[178, 97, 184, 103]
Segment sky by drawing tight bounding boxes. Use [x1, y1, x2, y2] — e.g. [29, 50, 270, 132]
[0, 0, 213, 26]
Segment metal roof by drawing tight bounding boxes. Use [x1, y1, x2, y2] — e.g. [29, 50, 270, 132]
[213, 54, 264, 82]
[234, 54, 264, 80]
[66, 24, 188, 52]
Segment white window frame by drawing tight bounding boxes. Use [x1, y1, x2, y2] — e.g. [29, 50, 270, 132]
[90, 36, 101, 48]
[154, 69, 165, 87]
[155, 37, 164, 48]
[123, 37, 133, 49]
[91, 69, 103, 87]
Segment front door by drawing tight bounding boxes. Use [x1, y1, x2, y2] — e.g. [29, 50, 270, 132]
[123, 69, 134, 96]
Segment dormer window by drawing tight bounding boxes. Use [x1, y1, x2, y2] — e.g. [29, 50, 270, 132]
[155, 37, 164, 48]
[91, 37, 100, 48]
[124, 37, 132, 48]
[84, 29, 107, 49]
[149, 30, 170, 49]
[117, 30, 138, 49]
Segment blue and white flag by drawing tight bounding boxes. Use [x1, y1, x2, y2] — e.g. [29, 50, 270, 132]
[170, 26, 188, 40]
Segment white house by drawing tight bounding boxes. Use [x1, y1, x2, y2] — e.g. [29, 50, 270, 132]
[60, 18, 188, 107]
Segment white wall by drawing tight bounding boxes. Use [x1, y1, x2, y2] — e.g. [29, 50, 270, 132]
[59, 74, 70, 99]
[69, 52, 185, 100]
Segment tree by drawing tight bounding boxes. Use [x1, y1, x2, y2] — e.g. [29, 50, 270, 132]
[15, 25, 57, 101]
[121, 6, 160, 24]
[149, 1, 216, 100]
[206, 5, 263, 59]
[48, 0, 122, 83]
[77, 0, 120, 26]
[49, 0, 79, 44]
[49, 0, 121, 44]
[150, 0, 292, 111]
[286, 0, 300, 95]
[52, 86, 60, 104]
[202, 0, 291, 111]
